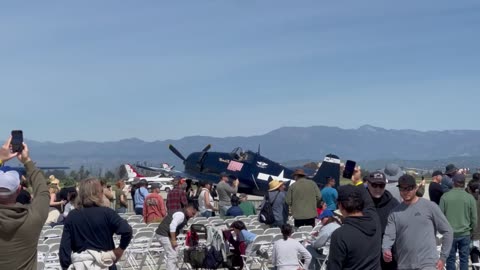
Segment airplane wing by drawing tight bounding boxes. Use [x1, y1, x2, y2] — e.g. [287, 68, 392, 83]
[1, 165, 69, 175]
[136, 164, 182, 174]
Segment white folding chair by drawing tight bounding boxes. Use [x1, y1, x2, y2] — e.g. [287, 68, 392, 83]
[44, 243, 61, 270]
[42, 229, 62, 239]
[44, 238, 61, 246]
[52, 225, 64, 231]
[125, 231, 156, 270]
[147, 223, 160, 228]
[249, 229, 264, 235]
[298, 225, 313, 233]
[242, 235, 273, 270]
[37, 244, 49, 263]
[132, 223, 147, 230]
[127, 215, 144, 223]
[239, 218, 253, 224]
[264, 228, 281, 235]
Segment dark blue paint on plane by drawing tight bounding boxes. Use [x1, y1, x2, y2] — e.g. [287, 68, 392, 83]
[137, 144, 341, 197]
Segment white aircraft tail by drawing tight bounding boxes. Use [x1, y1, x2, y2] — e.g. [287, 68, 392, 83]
[124, 164, 144, 178]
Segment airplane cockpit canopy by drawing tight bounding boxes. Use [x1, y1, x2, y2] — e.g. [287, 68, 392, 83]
[231, 147, 254, 163]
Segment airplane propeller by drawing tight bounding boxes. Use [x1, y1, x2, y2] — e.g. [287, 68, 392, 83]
[168, 144, 186, 162]
[202, 144, 211, 152]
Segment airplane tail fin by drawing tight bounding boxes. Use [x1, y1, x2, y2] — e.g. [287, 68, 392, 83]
[124, 164, 145, 178]
[312, 154, 341, 188]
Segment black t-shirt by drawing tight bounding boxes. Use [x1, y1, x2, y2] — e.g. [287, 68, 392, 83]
[16, 189, 31, 204]
[429, 182, 444, 205]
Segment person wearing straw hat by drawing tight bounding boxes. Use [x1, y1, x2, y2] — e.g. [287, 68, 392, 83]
[286, 169, 321, 228]
[264, 179, 288, 227]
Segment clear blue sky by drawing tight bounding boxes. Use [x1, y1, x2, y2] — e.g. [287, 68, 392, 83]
[1, 1, 479, 142]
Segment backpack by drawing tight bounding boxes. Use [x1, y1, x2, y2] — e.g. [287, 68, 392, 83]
[258, 192, 280, 225]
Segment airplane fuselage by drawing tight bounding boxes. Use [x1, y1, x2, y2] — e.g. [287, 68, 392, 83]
[183, 151, 295, 196]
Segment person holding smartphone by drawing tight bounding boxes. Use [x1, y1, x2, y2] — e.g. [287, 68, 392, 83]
[0, 135, 51, 269]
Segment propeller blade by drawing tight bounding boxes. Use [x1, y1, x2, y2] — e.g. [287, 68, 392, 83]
[168, 144, 186, 161]
[201, 144, 211, 152]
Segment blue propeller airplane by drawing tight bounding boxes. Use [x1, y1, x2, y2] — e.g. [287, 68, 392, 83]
[136, 144, 341, 197]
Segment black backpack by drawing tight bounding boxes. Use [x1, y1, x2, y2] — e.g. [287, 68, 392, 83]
[258, 192, 280, 225]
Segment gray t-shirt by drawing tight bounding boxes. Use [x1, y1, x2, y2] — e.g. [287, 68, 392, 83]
[216, 181, 238, 207]
[382, 198, 453, 270]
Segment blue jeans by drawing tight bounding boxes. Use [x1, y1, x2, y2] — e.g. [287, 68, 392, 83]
[134, 207, 143, 215]
[447, 235, 470, 270]
[116, 207, 127, 214]
[201, 211, 213, 218]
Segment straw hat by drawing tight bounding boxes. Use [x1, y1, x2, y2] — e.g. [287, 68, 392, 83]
[268, 180, 284, 191]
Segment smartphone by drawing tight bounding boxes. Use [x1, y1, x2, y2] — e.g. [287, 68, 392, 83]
[11, 130, 24, 153]
[342, 160, 357, 179]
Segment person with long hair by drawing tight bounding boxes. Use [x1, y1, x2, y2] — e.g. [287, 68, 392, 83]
[272, 224, 312, 270]
[59, 178, 133, 270]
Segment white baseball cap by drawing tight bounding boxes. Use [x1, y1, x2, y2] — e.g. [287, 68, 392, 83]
[0, 170, 20, 195]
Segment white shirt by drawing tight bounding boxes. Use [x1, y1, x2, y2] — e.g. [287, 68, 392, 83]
[170, 212, 186, 233]
[272, 238, 312, 270]
[198, 189, 214, 213]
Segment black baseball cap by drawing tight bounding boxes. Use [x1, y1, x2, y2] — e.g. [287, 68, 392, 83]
[431, 170, 443, 177]
[396, 174, 416, 187]
[368, 171, 386, 184]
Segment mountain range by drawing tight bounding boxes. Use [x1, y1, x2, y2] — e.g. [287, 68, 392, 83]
[18, 125, 480, 172]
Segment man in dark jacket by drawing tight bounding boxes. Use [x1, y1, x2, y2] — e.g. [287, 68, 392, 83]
[366, 171, 400, 270]
[327, 184, 382, 270]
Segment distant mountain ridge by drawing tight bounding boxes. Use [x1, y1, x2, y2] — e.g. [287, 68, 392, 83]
[18, 125, 480, 171]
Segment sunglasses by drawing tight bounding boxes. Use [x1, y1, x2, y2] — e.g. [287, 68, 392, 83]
[370, 183, 386, 189]
[398, 185, 416, 192]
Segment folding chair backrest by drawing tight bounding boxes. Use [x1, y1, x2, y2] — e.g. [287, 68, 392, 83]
[132, 223, 147, 229]
[127, 215, 143, 223]
[137, 227, 155, 233]
[52, 225, 64, 230]
[194, 220, 209, 225]
[43, 229, 62, 239]
[291, 232, 306, 241]
[272, 234, 284, 242]
[252, 234, 274, 245]
[239, 218, 252, 224]
[249, 229, 264, 235]
[224, 219, 236, 226]
[234, 215, 247, 220]
[44, 238, 61, 246]
[147, 222, 160, 228]
[247, 215, 258, 219]
[298, 226, 313, 233]
[37, 261, 44, 270]
[264, 228, 280, 235]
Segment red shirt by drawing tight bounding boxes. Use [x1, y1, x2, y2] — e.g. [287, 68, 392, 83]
[143, 192, 167, 223]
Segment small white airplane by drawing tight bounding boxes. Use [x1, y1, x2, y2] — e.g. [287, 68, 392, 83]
[123, 164, 174, 184]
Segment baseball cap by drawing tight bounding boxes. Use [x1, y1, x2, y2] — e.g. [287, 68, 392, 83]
[431, 170, 443, 177]
[319, 209, 334, 219]
[396, 174, 416, 187]
[0, 170, 20, 195]
[368, 171, 386, 184]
